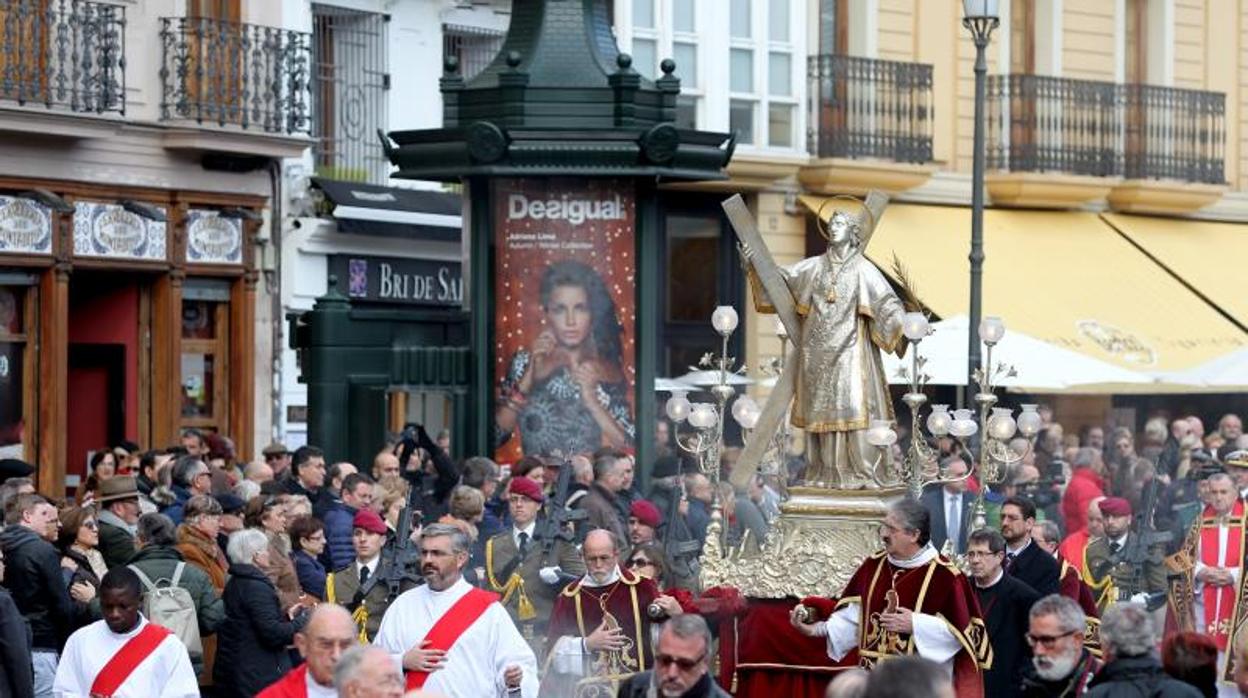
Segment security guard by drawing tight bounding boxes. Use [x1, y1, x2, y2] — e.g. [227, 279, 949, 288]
[1083, 497, 1167, 611]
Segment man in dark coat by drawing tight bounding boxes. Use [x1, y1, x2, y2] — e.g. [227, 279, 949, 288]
[281, 445, 333, 520]
[0, 493, 74, 695]
[96, 475, 141, 568]
[321, 472, 373, 571]
[968, 528, 1040, 698]
[615, 615, 730, 698]
[1084, 602, 1201, 698]
[0, 545, 35, 698]
[574, 450, 630, 543]
[1020, 594, 1101, 698]
[1002, 496, 1060, 596]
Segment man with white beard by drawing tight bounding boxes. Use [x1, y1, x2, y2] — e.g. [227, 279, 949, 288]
[1019, 595, 1100, 697]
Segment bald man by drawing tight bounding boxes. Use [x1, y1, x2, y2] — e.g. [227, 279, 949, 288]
[257, 604, 357, 697]
[1059, 496, 1106, 573]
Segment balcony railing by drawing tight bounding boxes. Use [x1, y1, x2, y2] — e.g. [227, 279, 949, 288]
[159, 16, 311, 135]
[988, 74, 1225, 185]
[808, 54, 934, 164]
[0, 0, 126, 114]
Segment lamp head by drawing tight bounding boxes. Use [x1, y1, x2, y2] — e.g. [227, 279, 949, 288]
[711, 306, 739, 336]
[962, 0, 1000, 20]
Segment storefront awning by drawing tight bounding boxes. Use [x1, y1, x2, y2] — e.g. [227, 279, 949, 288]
[798, 199, 1247, 388]
[311, 178, 461, 242]
[1101, 212, 1248, 331]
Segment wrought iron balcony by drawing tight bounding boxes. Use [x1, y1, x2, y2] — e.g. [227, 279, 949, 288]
[159, 16, 311, 135]
[987, 74, 1225, 185]
[0, 0, 126, 114]
[807, 54, 934, 164]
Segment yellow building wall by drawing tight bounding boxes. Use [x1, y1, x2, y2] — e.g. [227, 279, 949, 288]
[1062, 2, 1118, 82]
[1175, 0, 1207, 89]
[916, 0, 961, 167]
[878, 0, 917, 62]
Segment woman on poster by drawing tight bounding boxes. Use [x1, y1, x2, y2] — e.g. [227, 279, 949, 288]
[495, 260, 634, 458]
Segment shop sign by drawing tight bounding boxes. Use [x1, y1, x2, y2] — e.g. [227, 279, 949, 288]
[73, 202, 167, 261]
[327, 254, 463, 306]
[186, 210, 243, 265]
[0, 196, 51, 255]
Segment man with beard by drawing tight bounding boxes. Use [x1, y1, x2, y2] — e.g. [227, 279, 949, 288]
[1020, 595, 1101, 697]
[545, 529, 660, 697]
[968, 529, 1039, 698]
[1002, 496, 1060, 596]
[372, 523, 537, 697]
[52, 566, 198, 697]
[615, 615, 730, 697]
[1082, 497, 1167, 611]
[327, 509, 416, 642]
[789, 499, 990, 697]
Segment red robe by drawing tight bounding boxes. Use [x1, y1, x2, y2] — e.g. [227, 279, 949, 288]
[835, 549, 990, 698]
[546, 567, 660, 675]
[1059, 530, 1091, 573]
[1059, 555, 1100, 618]
[255, 665, 309, 698]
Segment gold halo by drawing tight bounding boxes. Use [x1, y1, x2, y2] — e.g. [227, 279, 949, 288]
[815, 195, 877, 242]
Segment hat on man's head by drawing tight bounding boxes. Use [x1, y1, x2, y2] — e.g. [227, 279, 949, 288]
[261, 442, 288, 458]
[352, 508, 388, 536]
[1225, 450, 1248, 470]
[1099, 497, 1132, 518]
[508, 476, 545, 504]
[96, 476, 139, 504]
[0, 458, 34, 484]
[630, 499, 662, 529]
[215, 493, 245, 515]
[651, 455, 681, 480]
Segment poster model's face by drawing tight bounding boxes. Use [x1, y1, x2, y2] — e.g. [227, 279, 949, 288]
[546, 284, 591, 349]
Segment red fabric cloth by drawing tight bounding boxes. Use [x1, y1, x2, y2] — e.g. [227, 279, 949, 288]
[547, 568, 660, 672]
[256, 664, 307, 698]
[725, 598, 851, 698]
[1062, 469, 1105, 536]
[1058, 556, 1099, 618]
[1059, 530, 1091, 573]
[798, 595, 839, 621]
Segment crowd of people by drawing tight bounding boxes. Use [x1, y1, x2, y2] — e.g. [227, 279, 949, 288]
[0, 408, 1245, 697]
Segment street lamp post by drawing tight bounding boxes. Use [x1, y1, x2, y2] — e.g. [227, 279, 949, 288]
[962, 0, 1000, 389]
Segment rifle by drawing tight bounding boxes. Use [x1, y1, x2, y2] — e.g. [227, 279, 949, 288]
[1117, 476, 1171, 608]
[377, 424, 429, 603]
[535, 456, 587, 570]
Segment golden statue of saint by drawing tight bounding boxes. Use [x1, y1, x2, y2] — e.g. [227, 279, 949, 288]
[742, 192, 908, 489]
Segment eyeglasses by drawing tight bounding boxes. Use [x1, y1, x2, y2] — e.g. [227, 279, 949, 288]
[656, 652, 706, 671]
[626, 558, 653, 568]
[1025, 630, 1078, 649]
[964, 550, 1001, 560]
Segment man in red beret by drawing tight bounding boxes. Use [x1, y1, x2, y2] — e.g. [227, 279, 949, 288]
[628, 500, 662, 546]
[483, 477, 585, 659]
[1082, 496, 1167, 612]
[326, 508, 417, 641]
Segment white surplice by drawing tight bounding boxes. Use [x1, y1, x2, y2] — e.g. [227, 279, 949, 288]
[819, 544, 963, 677]
[1192, 520, 1243, 698]
[373, 577, 539, 698]
[52, 616, 199, 698]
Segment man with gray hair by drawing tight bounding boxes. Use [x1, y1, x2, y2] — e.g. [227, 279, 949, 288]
[332, 645, 403, 698]
[615, 615, 729, 697]
[1019, 595, 1099, 697]
[372, 522, 537, 697]
[1083, 603, 1200, 697]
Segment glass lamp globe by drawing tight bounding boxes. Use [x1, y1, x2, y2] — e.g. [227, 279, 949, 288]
[926, 405, 952, 437]
[665, 393, 691, 423]
[962, 0, 1000, 20]
[987, 407, 1017, 441]
[689, 403, 718, 429]
[902, 312, 929, 341]
[979, 316, 1006, 345]
[738, 405, 761, 430]
[1017, 404, 1043, 437]
[866, 420, 898, 447]
[731, 395, 759, 427]
[949, 408, 979, 438]
[711, 306, 739, 336]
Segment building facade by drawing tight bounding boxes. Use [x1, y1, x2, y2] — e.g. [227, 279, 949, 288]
[0, 0, 310, 494]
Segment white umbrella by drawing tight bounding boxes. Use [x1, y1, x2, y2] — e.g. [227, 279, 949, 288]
[674, 369, 755, 387]
[881, 315, 1158, 392]
[1158, 346, 1248, 389]
[655, 377, 694, 393]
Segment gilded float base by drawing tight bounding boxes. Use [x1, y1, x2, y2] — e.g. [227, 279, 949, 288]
[700, 486, 905, 599]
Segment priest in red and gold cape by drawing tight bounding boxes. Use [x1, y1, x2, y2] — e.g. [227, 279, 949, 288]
[543, 529, 661, 697]
[790, 498, 991, 697]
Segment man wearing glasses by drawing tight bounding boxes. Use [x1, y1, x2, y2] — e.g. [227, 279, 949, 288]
[1019, 595, 1100, 698]
[968, 528, 1040, 698]
[788, 499, 990, 697]
[615, 615, 729, 697]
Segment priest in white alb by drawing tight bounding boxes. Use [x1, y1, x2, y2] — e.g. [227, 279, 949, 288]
[52, 566, 199, 698]
[372, 522, 539, 697]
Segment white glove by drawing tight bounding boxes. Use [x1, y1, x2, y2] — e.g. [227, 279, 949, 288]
[1129, 592, 1149, 605]
[539, 566, 562, 585]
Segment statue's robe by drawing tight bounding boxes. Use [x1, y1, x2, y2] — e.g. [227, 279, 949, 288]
[821, 544, 990, 698]
[748, 249, 907, 488]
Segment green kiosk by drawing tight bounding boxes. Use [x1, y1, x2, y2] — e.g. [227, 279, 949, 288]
[292, 0, 733, 477]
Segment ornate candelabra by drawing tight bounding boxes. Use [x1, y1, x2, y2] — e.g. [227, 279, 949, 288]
[867, 313, 1043, 530]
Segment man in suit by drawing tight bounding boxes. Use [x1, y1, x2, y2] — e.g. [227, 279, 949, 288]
[1002, 495, 1060, 596]
[968, 528, 1040, 698]
[920, 456, 975, 554]
[326, 509, 416, 642]
[484, 476, 585, 659]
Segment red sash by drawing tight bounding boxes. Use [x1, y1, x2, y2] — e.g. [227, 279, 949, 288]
[89, 623, 172, 698]
[1199, 501, 1244, 650]
[405, 588, 500, 690]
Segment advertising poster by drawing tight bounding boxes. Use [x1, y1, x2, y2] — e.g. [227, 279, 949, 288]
[492, 178, 636, 465]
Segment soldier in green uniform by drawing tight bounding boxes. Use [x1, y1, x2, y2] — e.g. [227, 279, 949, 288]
[326, 508, 417, 642]
[483, 476, 585, 658]
[1082, 496, 1167, 612]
